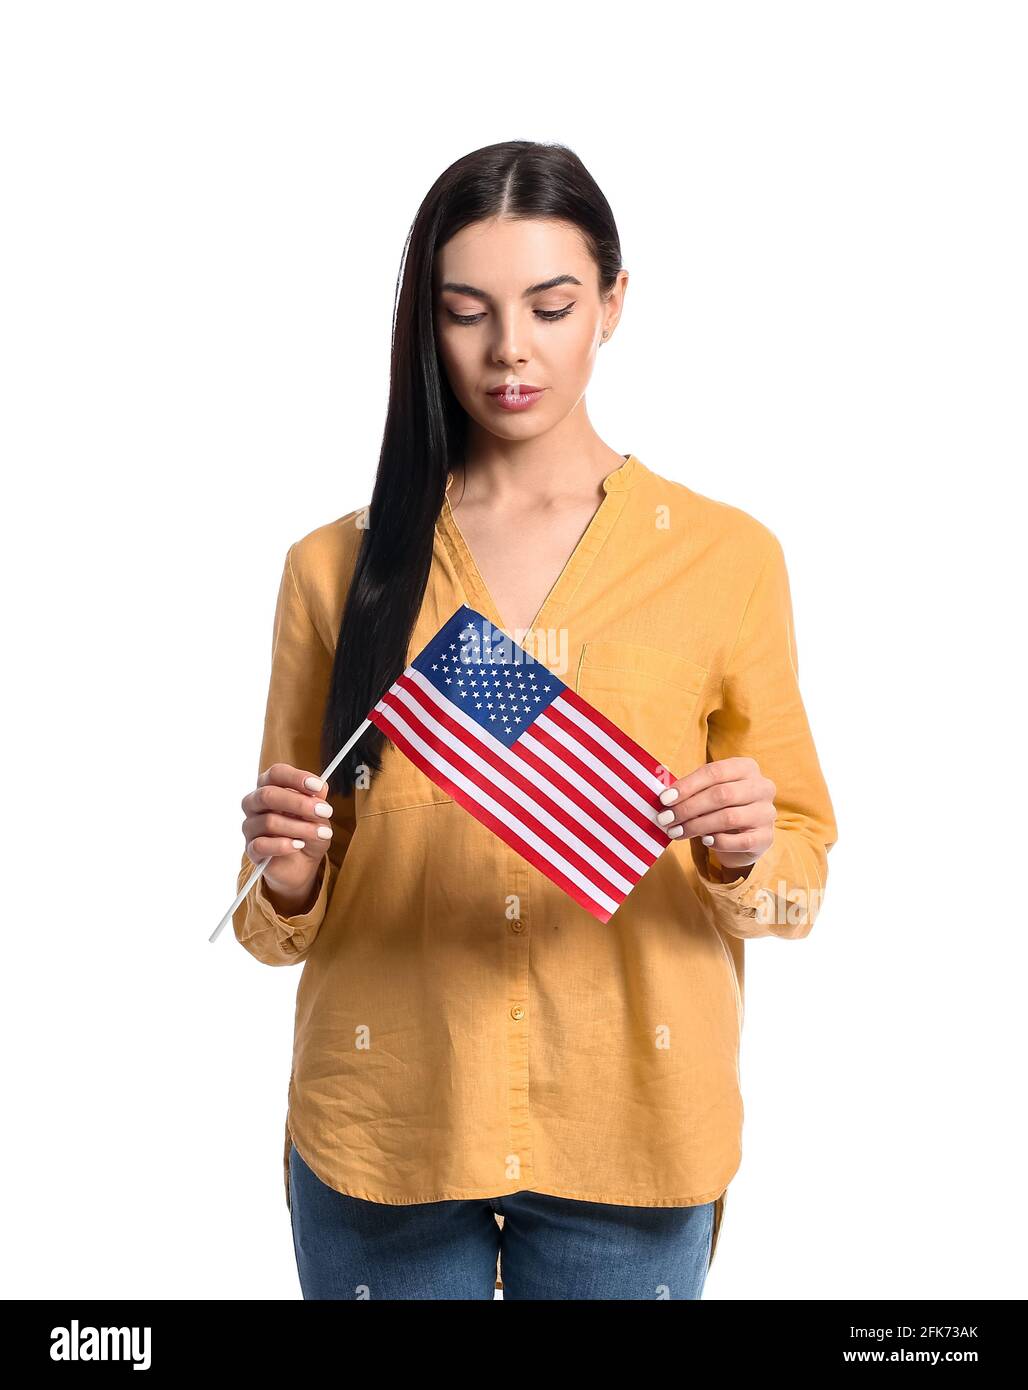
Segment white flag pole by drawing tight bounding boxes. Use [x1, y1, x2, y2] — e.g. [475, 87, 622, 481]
[209, 716, 373, 944]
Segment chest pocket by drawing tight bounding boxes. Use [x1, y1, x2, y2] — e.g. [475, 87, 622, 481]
[574, 639, 709, 779]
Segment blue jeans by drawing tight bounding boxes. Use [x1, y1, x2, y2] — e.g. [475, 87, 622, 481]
[288, 1141, 715, 1300]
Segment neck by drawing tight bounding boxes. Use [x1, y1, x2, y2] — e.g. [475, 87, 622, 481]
[453, 445, 627, 512]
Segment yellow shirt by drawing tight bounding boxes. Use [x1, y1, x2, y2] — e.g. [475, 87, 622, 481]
[232, 452, 838, 1272]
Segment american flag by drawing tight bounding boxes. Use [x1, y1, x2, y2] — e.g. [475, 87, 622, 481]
[368, 604, 677, 923]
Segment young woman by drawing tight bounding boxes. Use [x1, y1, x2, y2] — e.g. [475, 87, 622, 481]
[233, 140, 838, 1301]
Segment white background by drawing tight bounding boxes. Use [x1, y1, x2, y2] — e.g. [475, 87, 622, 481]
[2, 0, 1024, 1301]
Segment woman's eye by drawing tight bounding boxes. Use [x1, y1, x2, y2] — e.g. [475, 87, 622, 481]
[445, 304, 576, 326]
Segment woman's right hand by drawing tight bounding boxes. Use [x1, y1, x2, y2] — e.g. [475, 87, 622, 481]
[241, 762, 334, 898]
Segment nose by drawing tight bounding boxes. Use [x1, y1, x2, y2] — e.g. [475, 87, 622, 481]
[492, 314, 532, 370]
[497, 355, 530, 378]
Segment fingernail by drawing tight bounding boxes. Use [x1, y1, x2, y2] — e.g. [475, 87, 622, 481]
[659, 787, 679, 805]
[317, 825, 333, 839]
[656, 809, 676, 825]
[314, 801, 332, 817]
[668, 825, 685, 838]
[291, 839, 305, 848]
[702, 834, 715, 846]
[305, 776, 325, 792]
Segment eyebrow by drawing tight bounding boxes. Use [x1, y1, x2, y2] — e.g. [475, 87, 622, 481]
[439, 273, 583, 302]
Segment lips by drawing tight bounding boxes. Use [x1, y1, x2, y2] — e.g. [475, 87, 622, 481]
[487, 384, 544, 394]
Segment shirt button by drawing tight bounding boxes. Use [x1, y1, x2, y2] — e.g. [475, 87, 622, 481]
[510, 918, 525, 933]
[510, 1005, 525, 1021]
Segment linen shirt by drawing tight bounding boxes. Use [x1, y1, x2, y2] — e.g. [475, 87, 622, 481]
[232, 452, 838, 1272]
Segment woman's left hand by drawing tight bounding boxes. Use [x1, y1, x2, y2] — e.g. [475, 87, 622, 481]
[656, 756, 776, 874]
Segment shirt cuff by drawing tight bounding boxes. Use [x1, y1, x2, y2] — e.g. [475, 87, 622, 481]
[253, 854, 333, 946]
[691, 836, 784, 909]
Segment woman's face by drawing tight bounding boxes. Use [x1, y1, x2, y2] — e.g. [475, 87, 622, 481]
[433, 217, 626, 440]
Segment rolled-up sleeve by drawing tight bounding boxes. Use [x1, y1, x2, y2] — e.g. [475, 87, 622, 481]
[691, 530, 838, 941]
[233, 543, 356, 966]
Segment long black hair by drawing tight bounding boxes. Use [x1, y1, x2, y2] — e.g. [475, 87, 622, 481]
[320, 139, 624, 798]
